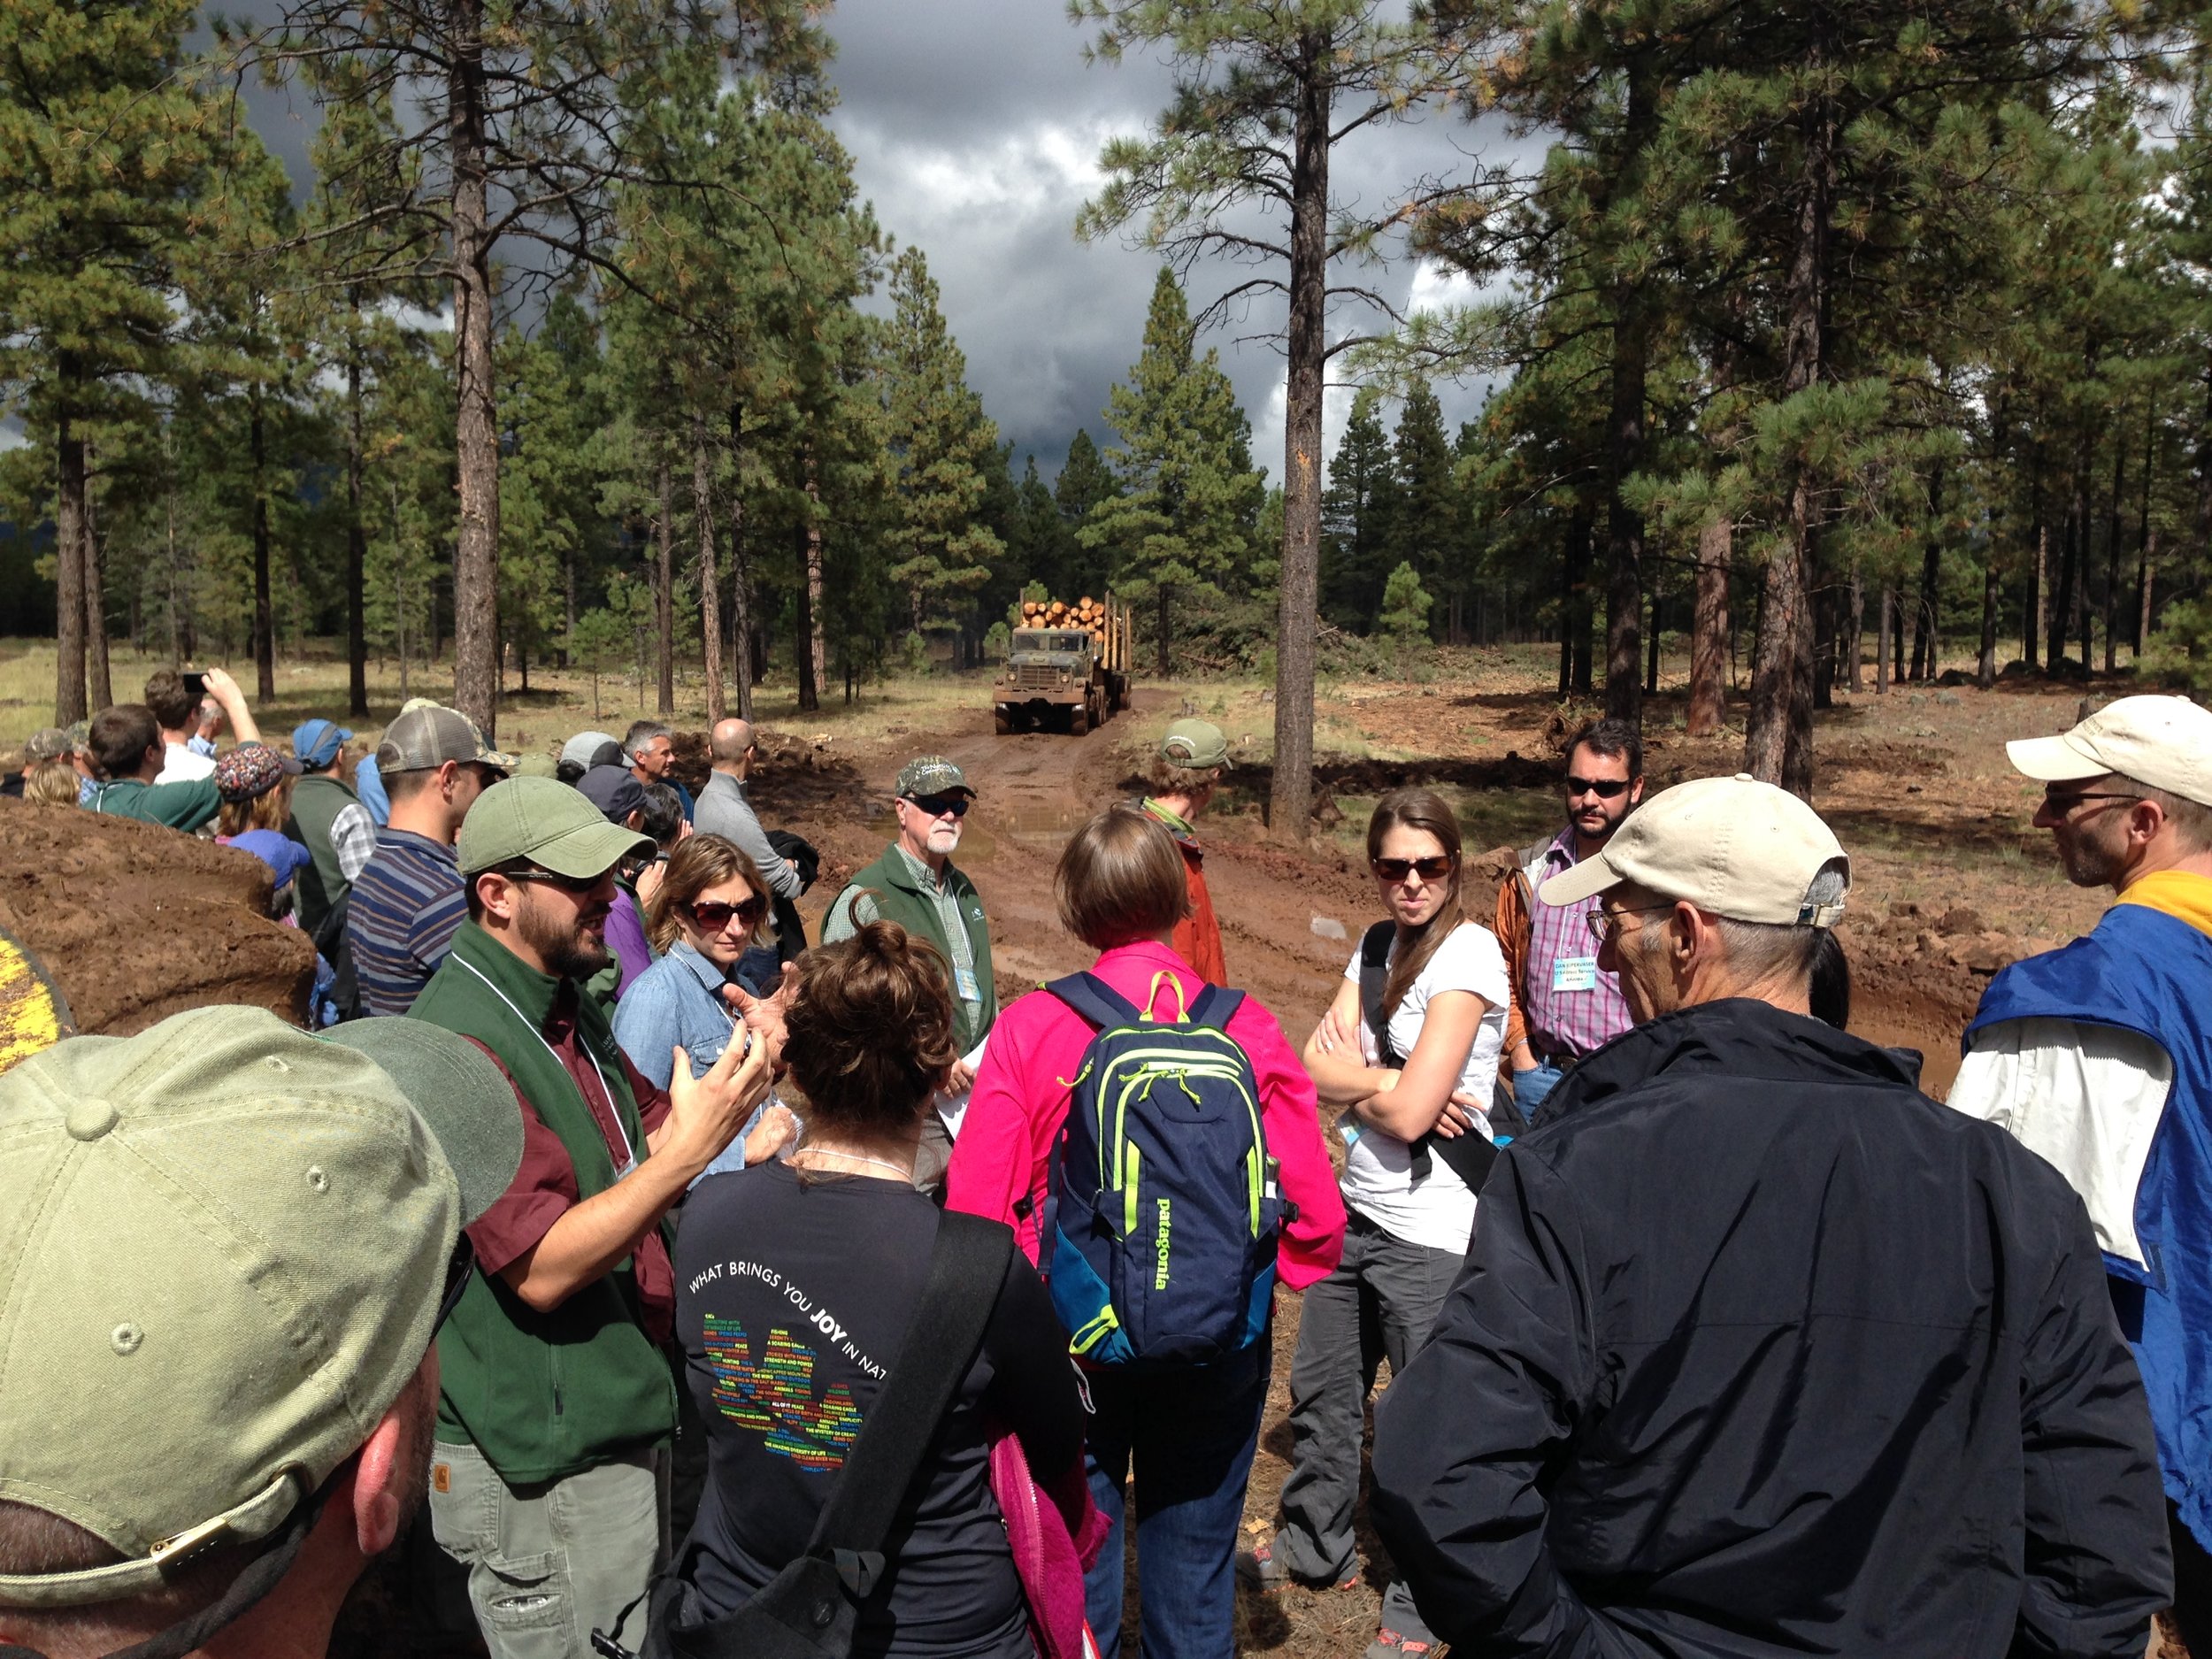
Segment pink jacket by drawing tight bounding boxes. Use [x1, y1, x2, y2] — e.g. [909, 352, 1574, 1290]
[946, 941, 1346, 1289]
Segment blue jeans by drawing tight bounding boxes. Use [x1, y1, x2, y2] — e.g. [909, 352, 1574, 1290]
[1083, 1339, 1271, 1659]
[1511, 1061, 1563, 1122]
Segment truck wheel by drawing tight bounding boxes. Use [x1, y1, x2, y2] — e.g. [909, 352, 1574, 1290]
[994, 706, 1011, 735]
[1069, 702, 1089, 737]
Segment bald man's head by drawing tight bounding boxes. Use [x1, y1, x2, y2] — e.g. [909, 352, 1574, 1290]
[710, 719, 756, 770]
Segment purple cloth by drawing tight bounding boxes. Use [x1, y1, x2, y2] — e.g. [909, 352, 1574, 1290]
[220, 830, 313, 890]
[604, 886, 655, 999]
[1522, 825, 1636, 1063]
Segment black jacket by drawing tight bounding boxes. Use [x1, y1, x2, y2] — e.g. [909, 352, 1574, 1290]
[1369, 997, 2170, 1659]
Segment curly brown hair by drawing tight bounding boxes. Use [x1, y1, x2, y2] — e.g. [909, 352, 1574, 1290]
[783, 921, 960, 1134]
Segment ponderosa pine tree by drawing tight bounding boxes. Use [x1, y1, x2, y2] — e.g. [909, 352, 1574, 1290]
[1386, 380, 1455, 639]
[880, 247, 1003, 642]
[1073, 0, 1465, 835]
[0, 0, 237, 722]
[1082, 268, 1265, 674]
[1320, 389, 1398, 629]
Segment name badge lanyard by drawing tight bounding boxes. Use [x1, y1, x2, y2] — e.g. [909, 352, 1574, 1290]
[455, 956, 637, 1175]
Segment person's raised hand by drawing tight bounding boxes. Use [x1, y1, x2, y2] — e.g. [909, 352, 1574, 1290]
[197, 667, 259, 742]
[724, 961, 797, 1069]
[664, 1033, 772, 1171]
[742, 1102, 798, 1165]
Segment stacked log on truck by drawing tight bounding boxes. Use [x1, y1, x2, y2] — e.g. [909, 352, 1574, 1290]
[995, 594, 1131, 734]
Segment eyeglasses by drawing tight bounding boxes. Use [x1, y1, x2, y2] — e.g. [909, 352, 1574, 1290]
[906, 793, 971, 818]
[1371, 856, 1455, 882]
[506, 867, 603, 895]
[687, 896, 767, 933]
[434, 1235, 478, 1335]
[1565, 775, 1632, 798]
[1586, 902, 1677, 945]
[2041, 790, 2141, 816]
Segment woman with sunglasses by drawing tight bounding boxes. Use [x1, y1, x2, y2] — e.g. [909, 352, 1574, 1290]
[613, 833, 796, 1175]
[1245, 787, 1509, 1659]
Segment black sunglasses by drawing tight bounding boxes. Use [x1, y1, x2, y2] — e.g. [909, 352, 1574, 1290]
[1565, 775, 1632, 798]
[688, 896, 768, 932]
[1372, 855, 1455, 882]
[906, 793, 971, 818]
[506, 867, 603, 895]
[434, 1235, 478, 1334]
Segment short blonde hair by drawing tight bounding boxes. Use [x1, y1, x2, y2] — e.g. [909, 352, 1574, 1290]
[1056, 806, 1190, 949]
[23, 762, 78, 807]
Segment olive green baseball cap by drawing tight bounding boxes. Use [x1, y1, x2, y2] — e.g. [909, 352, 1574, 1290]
[1159, 718, 1228, 770]
[0, 1008, 523, 1608]
[457, 774, 652, 877]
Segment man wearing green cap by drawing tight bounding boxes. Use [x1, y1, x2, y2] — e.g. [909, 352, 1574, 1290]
[0, 1005, 526, 1658]
[408, 775, 772, 1659]
[1141, 718, 1230, 985]
[824, 756, 996, 1184]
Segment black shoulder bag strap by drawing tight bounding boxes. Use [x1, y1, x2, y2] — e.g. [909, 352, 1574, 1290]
[1356, 921, 1497, 1194]
[637, 1211, 1016, 1659]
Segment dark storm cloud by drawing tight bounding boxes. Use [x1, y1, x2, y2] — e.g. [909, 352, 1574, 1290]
[825, 0, 1518, 480]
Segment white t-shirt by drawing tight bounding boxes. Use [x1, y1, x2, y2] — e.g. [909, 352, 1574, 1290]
[1336, 920, 1511, 1254]
[157, 741, 215, 784]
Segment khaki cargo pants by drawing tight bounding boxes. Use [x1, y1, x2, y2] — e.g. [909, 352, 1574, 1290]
[428, 1439, 668, 1659]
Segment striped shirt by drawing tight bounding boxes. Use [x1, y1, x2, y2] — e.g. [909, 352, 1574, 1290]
[1523, 826, 1636, 1062]
[348, 828, 467, 1017]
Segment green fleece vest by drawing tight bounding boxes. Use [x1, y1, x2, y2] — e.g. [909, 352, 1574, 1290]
[837, 846, 997, 1052]
[411, 920, 675, 1484]
[288, 773, 357, 940]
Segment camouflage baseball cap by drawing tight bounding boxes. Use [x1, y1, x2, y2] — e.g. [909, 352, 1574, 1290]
[21, 728, 71, 764]
[457, 774, 651, 877]
[895, 756, 973, 799]
[0, 1008, 522, 1608]
[1159, 718, 1228, 770]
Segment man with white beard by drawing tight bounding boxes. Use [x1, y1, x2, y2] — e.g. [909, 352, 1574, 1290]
[823, 757, 997, 1187]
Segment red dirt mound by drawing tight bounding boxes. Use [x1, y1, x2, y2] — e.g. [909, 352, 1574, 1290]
[0, 799, 316, 1037]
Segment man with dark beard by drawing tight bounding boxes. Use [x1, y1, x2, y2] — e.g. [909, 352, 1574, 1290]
[408, 777, 775, 1659]
[1950, 694, 2212, 1650]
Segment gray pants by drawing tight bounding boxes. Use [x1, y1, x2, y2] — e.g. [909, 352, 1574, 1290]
[1271, 1210, 1463, 1644]
[428, 1439, 668, 1659]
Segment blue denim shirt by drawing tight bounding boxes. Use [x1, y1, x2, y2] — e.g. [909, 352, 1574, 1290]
[611, 939, 779, 1180]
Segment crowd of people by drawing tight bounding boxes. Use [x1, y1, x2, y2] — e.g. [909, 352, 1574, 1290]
[2, 675, 2209, 1659]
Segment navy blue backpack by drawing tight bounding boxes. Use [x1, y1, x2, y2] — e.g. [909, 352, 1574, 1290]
[1041, 971, 1287, 1366]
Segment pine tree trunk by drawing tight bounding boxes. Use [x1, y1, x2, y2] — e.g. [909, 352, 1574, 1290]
[2104, 419, 2126, 673]
[82, 441, 111, 712]
[1645, 582, 1660, 695]
[1876, 587, 1892, 694]
[1846, 565, 1863, 692]
[53, 381, 87, 725]
[251, 395, 275, 703]
[2047, 461, 2078, 673]
[656, 455, 676, 716]
[1557, 523, 1575, 702]
[1269, 28, 1329, 840]
[167, 451, 188, 667]
[2027, 519, 2044, 668]
[726, 403, 754, 722]
[1745, 58, 1832, 796]
[1911, 460, 1943, 681]
[1687, 518, 1729, 733]
[347, 334, 369, 718]
[2139, 525, 2158, 649]
[2135, 397, 2157, 656]
[1602, 58, 1655, 733]
[449, 0, 502, 736]
[803, 439, 826, 705]
[1978, 545, 1999, 687]
[694, 418, 724, 724]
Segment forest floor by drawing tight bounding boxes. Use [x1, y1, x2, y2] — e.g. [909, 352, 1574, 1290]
[0, 636, 2177, 1655]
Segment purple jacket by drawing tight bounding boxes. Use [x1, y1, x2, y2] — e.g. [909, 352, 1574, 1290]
[605, 886, 655, 999]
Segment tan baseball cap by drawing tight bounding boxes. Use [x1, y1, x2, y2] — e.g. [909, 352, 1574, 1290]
[2005, 694, 2212, 808]
[0, 1008, 522, 1608]
[1540, 773, 1851, 927]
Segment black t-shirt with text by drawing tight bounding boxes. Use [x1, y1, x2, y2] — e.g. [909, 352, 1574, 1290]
[673, 1161, 1081, 1659]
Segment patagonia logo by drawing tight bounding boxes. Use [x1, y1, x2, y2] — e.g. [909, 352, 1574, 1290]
[1155, 1197, 1171, 1289]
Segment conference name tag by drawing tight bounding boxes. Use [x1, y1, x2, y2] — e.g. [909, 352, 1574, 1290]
[1552, 955, 1600, 993]
[955, 965, 982, 1002]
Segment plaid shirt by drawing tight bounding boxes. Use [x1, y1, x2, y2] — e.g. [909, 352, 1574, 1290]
[1520, 826, 1635, 1063]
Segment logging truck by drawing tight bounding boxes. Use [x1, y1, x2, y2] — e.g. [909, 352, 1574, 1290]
[993, 595, 1131, 735]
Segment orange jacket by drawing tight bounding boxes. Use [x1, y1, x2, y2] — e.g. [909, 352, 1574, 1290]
[1142, 799, 1228, 986]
